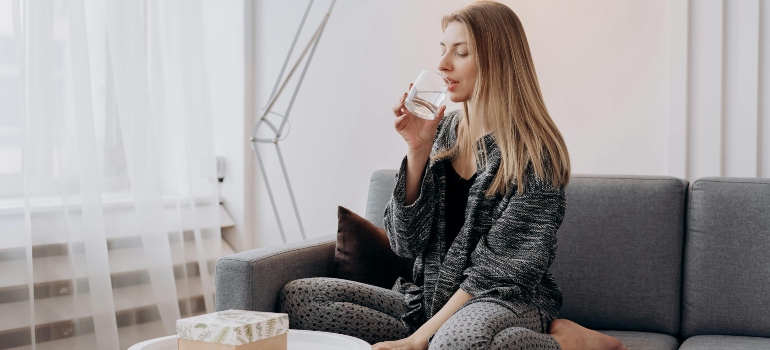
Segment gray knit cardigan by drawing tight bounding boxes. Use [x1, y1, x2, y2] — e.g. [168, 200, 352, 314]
[383, 109, 566, 332]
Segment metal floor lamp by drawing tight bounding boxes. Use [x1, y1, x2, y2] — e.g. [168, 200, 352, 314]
[250, 0, 336, 243]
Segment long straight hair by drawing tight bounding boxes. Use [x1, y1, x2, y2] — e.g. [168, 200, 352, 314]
[432, 1, 570, 196]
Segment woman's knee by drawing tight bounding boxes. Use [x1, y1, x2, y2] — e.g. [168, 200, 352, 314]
[279, 277, 371, 313]
[427, 302, 555, 350]
[430, 325, 559, 350]
[428, 303, 500, 349]
[279, 278, 324, 312]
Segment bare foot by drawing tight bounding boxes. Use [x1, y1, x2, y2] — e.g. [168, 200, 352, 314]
[549, 319, 627, 350]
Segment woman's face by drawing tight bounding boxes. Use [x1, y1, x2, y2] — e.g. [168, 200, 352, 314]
[439, 21, 477, 103]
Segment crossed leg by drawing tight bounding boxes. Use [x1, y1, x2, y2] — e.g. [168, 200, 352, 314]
[278, 277, 411, 344]
[429, 301, 561, 349]
[429, 302, 626, 350]
[279, 277, 625, 350]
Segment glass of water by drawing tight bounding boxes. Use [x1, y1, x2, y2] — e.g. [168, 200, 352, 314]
[405, 70, 448, 120]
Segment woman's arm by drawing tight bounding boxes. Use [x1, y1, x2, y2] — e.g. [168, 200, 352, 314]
[372, 288, 473, 350]
[408, 288, 473, 348]
[383, 154, 437, 258]
[404, 147, 431, 206]
[384, 111, 456, 258]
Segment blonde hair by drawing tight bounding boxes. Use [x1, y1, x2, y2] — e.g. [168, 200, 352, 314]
[432, 0, 571, 196]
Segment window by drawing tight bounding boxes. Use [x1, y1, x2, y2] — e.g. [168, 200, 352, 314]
[0, 3, 23, 198]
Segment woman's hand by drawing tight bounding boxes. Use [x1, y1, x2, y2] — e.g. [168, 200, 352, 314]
[371, 335, 428, 350]
[392, 83, 447, 153]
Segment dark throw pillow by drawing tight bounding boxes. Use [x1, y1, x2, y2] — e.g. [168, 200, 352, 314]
[334, 206, 414, 289]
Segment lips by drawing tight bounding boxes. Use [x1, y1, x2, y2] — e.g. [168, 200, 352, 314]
[446, 78, 459, 91]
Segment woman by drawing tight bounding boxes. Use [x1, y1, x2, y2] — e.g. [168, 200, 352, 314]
[280, 2, 627, 349]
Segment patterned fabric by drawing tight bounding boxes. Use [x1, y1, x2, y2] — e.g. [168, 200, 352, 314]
[279, 277, 562, 349]
[278, 277, 410, 344]
[384, 110, 567, 333]
[430, 301, 561, 349]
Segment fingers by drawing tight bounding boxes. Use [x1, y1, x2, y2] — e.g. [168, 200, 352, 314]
[392, 93, 406, 117]
[393, 95, 406, 117]
[391, 83, 414, 118]
[393, 112, 407, 132]
[371, 342, 391, 350]
[433, 105, 447, 122]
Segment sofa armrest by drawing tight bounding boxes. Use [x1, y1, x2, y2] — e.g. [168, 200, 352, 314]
[215, 234, 336, 312]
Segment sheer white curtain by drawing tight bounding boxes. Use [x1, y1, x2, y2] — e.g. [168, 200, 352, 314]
[1, 0, 221, 349]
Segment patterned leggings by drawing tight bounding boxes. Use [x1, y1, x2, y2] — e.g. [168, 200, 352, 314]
[279, 277, 562, 349]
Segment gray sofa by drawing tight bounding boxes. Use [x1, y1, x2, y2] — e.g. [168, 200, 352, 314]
[215, 171, 770, 350]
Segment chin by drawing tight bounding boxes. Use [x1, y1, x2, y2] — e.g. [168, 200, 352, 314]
[448, 91, 470, 103]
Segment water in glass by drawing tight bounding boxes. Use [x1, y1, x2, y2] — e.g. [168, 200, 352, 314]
[405, 90, 445, 119]
[404, 70, 448, 120]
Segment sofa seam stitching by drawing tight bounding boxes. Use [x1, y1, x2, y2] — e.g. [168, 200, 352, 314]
[572, 176, 684, 182]
[693, 179, 769, 185]
[250, 256, 254, 311]
[218, 241, 335, 264]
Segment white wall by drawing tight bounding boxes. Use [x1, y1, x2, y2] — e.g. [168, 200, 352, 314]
[243, 0, 673, 249]
[209, 0, 767, 251]
[669, 0, 770, 180]
[201, 0, 247, 250]
[512, 1, 671, 176]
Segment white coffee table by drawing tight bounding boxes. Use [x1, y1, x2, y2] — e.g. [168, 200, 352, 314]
[128, 330, 371, 350]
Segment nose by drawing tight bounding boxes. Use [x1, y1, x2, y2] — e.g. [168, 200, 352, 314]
[438, 52, 451, 75]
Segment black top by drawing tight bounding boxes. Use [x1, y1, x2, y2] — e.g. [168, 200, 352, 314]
[443, 158, 476, 253]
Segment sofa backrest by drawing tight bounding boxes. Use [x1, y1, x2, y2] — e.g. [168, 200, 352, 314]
[366, 170, 398, 228]
[549, 175, 687, 336]
[681, 177, 770, 339]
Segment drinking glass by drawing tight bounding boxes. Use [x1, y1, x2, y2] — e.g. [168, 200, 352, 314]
[404, 70, 448, 120]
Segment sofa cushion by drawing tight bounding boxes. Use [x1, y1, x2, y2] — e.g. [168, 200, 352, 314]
[334, 206, 413, 288]
[550, 175, 688, 335]
[366, 170, 398, 228]
[679, 335, 770, 350]
[681, 178, 770, 339]
[597, 330, 679, 350]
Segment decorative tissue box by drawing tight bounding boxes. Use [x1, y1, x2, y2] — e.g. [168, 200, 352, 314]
[176, 309, 289, 350]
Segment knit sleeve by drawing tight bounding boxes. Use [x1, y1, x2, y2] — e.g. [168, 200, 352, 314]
[459, 170, 566, 301]
[383, 110, 458, 258]
[383, 154, 436, 258]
